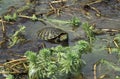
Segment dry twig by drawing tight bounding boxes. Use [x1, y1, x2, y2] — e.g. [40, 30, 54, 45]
[0, 57, 28, 74]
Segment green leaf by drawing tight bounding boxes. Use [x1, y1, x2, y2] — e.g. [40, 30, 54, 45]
[13, 13, 18, 21]
[4, 13, 18, 21]
[8, 25, 26, 48]
[25, 51, 37, 64]
[31, 14, 37, 21]
[100, 59, 120, 71]
[71, 17, 81, 27]
[6, 74, 14, 79]
[4, 14, 12, 21]
[82, 23, 95, 44]
[25, 40, 90, 79]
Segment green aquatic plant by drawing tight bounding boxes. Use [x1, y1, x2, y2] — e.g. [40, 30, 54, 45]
[70, 17, 81, 27]
[47, 17, 81, 27]
[110, 35, 120, 63]
[25, 40, 91, 79]
[82, 22, 95, 44]
[113, 34, 120, 47]
[31, 14, 38, 21]
[4, 13, 18, 21]
[8, 25, 26, 48]
[116, 76, 120, 79]
[25, 51, 37, 64]
[5, 74, 14, 79]
[99, 59, 120, 71]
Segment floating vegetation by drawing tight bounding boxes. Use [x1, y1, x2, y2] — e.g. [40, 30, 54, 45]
[0, 40, 91, 79]
[70, 17, 81, 27]
[47, 17, 81, 27]
[116, 76, 120, 79]
[8, 25, 26, 48]
[25, 40, 91, 79]
[109, 34, 120, 61]
[5, 74, 14, 79]
[4, 13, 18, 21]
[82, 22, 95, 44]
[113, 34, 120, 47]
[104, 34, 120, 55]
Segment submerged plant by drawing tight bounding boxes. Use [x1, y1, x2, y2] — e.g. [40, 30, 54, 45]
[5, 74, 14, 79]
[70, 17, 81, 27]
[47, 17, 81, 27]
[4, 13, 18, 21]
[8, 25, 26, 48]
[82, 22, 95, 44]
[99, 59, 120, 71]
[31, 14, 38, 21]
[113, 34, 120, 47]
[25, 40, 91, 79]
[109, 34, 120, 62]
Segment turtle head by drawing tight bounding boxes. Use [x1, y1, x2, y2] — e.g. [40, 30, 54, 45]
[59, 33, 68, 42]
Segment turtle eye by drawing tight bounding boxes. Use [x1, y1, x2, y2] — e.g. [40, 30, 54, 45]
[60, 34, 68, 41]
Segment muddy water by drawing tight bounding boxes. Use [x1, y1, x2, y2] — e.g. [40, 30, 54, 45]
[0, 0, 25, 15]
[0, 0, 120, 79]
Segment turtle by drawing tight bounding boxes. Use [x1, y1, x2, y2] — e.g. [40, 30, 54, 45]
[37, 27, 68, 43]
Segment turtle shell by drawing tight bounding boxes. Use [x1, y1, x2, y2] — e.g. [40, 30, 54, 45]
[37, 27, 68, 43]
